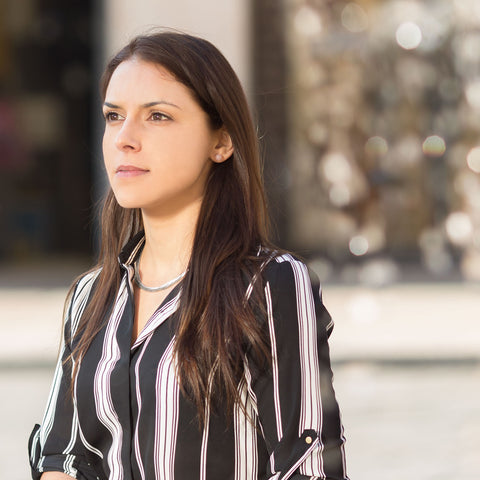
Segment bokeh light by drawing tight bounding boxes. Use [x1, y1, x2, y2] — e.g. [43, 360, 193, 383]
[321, 152, 352, 184]
[365, 136, 389, 156]
[445, 212, 473, 246]
[396, 22, 422, 50]
[294, 5, 322, 37]
[349, 235, 369, 256]
[341, 3, 369, 33]
[467, 147, 480, 173]
[422, 135, 446, 156]
[465, 81, 480, 110]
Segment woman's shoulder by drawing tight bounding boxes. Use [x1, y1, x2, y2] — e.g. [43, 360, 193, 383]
[60, 267, 102, 341]
[68, 267, 102, 309]
[74, 267, 102, 293]
[257, 249, 320, 291]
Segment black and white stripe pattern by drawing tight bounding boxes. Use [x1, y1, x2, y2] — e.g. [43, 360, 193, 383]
[29, 235, 348, 480]
[94, 279, 128, 480]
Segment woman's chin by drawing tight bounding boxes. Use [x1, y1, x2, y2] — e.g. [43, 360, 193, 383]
[113, 195, 145, 210]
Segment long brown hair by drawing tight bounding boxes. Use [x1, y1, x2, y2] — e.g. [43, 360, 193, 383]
[70, 31, 275, 423]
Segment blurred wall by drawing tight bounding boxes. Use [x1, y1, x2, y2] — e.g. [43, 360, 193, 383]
[102, 0, 252, 91]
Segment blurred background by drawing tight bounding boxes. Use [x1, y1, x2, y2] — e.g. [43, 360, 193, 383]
[0, 0, 479, 479]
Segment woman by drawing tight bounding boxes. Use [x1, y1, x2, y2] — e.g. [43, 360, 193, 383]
[29, 31, 348, 480]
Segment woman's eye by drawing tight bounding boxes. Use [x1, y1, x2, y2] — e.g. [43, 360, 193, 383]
[150, 112, 170, 121]
[104, 111, 121, 122]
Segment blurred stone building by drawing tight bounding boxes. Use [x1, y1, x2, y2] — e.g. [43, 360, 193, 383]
[0, 0, 95, 259]
[1, 0, 480, 282]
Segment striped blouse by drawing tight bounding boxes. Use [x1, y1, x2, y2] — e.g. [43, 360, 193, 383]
[29, 234, 348, 480]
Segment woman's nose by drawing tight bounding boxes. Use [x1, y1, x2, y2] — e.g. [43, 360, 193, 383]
[114, 119, 141, 151]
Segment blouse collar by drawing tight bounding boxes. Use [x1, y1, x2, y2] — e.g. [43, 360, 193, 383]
[118, 231, 146, 268]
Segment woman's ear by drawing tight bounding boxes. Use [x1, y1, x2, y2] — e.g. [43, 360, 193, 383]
[211, 127, 234, 163]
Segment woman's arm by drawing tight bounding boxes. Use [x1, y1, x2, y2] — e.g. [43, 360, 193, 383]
[28, 322, 80, 479]
[29, 272, 100, 480]
[251, 255, 348, 480]
[41, 473, 76, 480]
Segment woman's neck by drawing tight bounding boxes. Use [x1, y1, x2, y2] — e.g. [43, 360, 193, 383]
[138, 203, 199, 283]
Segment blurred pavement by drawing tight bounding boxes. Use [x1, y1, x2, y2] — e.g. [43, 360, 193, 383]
[1, 262, 479, 479]
[2, 275, 478, 367]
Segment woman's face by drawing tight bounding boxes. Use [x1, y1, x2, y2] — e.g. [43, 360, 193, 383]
[102, 57, 223, 216]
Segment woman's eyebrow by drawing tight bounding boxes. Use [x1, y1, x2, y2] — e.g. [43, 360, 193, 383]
[103, 102, 120, 109]
[102, 101, 181, 109]
[142, 100, 181, 109]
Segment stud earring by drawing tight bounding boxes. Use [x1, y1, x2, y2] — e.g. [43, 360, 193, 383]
[215, 153, 223, 162]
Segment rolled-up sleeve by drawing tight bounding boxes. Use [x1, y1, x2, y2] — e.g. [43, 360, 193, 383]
[251, 255, 348, 480]
[28, 274, 100, 480]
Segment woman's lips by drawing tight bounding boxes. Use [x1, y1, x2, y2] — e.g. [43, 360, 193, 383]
[115, 165, 149, 178]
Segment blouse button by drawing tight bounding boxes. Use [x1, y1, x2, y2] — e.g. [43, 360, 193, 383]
[305, 436, 313, 444]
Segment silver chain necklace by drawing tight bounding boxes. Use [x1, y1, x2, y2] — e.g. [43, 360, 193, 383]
[133, 258, 186, 292]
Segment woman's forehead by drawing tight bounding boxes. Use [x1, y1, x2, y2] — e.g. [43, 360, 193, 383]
[105, 58, 196, 106]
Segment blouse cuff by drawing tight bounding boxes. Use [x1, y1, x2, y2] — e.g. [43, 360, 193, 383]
[28, 424, 80, 480]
